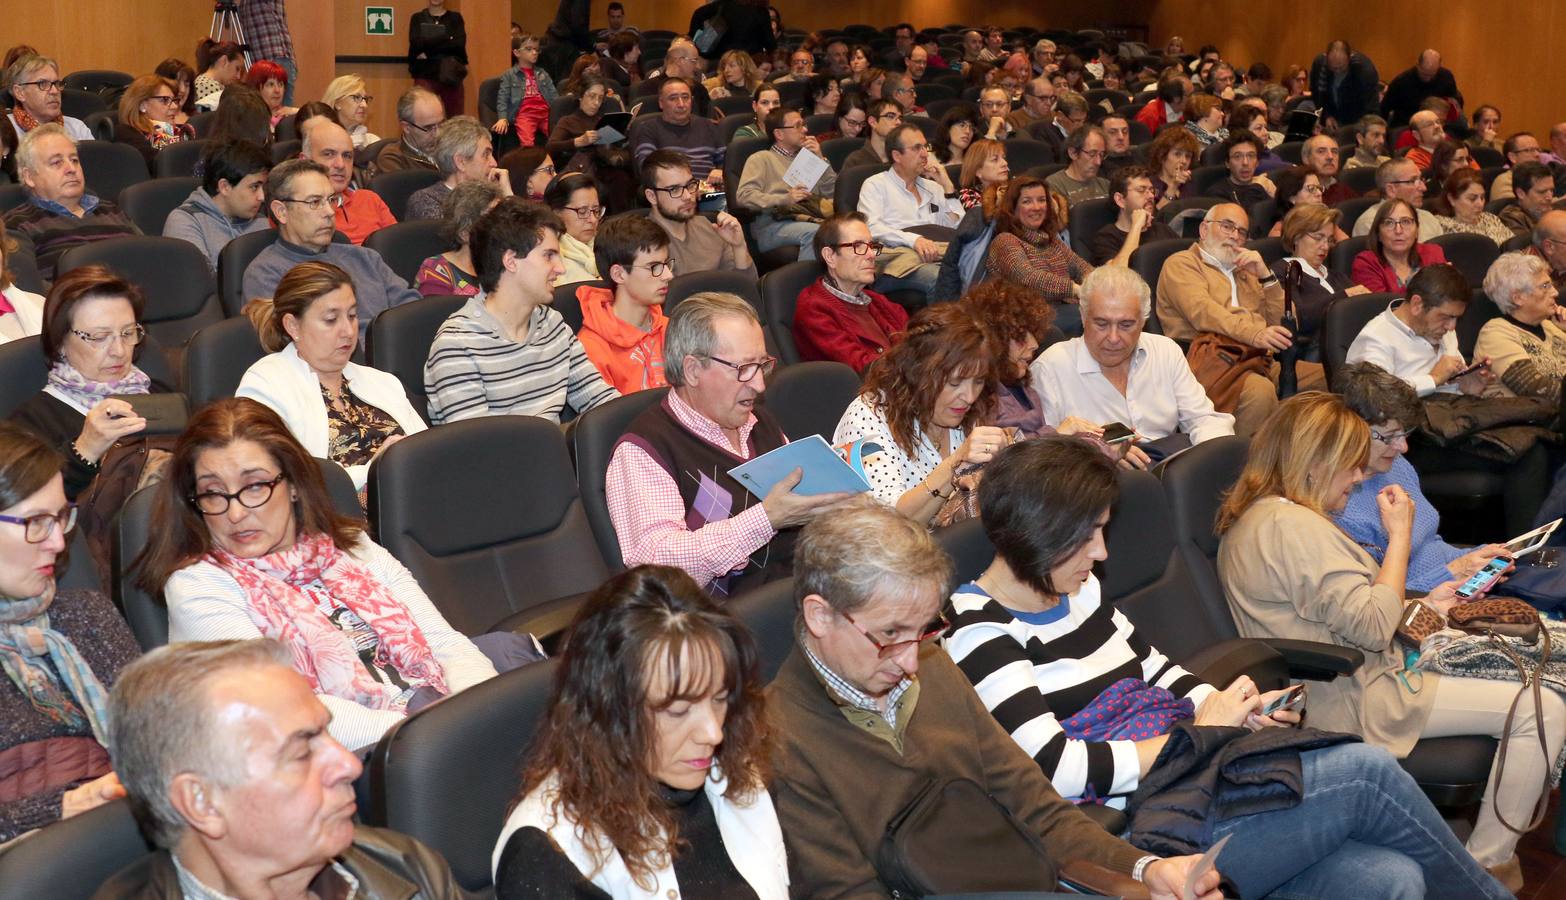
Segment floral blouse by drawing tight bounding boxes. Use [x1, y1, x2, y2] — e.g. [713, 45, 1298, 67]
[322, 379, 406, 471]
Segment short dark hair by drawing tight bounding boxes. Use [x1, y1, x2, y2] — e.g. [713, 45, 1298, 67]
[471, 197, 564, 293]
[42, 265, 146, 363]
[1335, 361, 1423, 429]
[1512, 160, 1552, 195]
[887, 121, 925, 155]
[607, 1, 624, 10]
[200, 138, 270, 196]
[1406, 263, 1471, 312]
[1221, 130, 1264, 162]
[978, 436, 1120, 596]
[1109, 164, 1153, 203]
[812, 211, 869, 259]
[0, 421, 63, 512]
[1502, 131, 1535, 157]
[543, 170, 601, 212]
[595, 212, 670, 284]
[1246, 62, 1273, 82]
[807, 73, 836, 103]
[639, 148, 692, 192]
[763, 106, 798, 143]
[1156, 75, 1187, 105]
[264, 157, 329, 225]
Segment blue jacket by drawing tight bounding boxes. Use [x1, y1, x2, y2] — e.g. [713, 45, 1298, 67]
[496, 66, 559, 125]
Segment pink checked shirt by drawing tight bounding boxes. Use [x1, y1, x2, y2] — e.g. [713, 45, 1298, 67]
[604, 391, 780, 589]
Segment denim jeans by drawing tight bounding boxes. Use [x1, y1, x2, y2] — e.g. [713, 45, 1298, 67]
[276, 58, 298, 107]
[872, 261, 938, 301]
[1052, 299, 1082, 336]
[1206, 743, 1509, 900]
[752, 217, 820, 260]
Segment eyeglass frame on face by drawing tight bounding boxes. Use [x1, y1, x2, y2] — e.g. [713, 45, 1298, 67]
[702, 354, 777, 382]
[346, 93, 373, 104]
[401, 119, 439, 133]
[276, 194, 334, 212]
[190, 473, 288, 516]
[0, 505, 78, 544]
[829, 240, 884, 257]
[1370, 426, 1415, 446]
[16, 79, 65, 93]
[1207, 219, 1246, 236]
[629, 260, 675, 277]
[841, 609, 951, 659]
[145, 94, 179, 107]
[1381, 216, 1418, 231]
[72, 324, 145, 349]
[1384, 175, 1426, 187]
[650, 179, 702, 198]
[561, 204, 604, 219]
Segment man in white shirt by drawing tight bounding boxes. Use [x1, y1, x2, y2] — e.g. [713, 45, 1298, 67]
[1352, 159, 1445, 239]
[1034, 266, 1233, 470]
[857, 122, 963, 298]
[1346, 263, 1492, 396]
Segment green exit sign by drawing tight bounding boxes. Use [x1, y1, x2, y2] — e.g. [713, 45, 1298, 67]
[366, 6, 395, 35]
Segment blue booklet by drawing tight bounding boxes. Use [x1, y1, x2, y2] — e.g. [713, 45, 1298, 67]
[728, 435, 874, 498]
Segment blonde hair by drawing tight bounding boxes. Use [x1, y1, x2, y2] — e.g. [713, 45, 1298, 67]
[118, 75, 177, 136]
[1216, 392, 1369, 533]
[243, 261, 355, 352]
[321, 75, 367, 113]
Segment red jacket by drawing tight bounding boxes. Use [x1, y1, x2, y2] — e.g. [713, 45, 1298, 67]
[1134, 99, 1172, 134]
[1350, 243, 1447, 295]
[791, 278, 909, 373]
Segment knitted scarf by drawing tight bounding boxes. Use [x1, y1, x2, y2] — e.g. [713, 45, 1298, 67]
[211, 533, 449, 708]
[46, 359, 151, 412]
[11, 107, 42, 133]
[0, 582, 113, 745]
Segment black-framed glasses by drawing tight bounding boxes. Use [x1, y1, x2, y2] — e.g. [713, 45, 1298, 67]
[1385, 176, 1426, 186]
[0, 506, 77, 543]
[630, 260, 675, 277]
[650, 180, 702, 198]
[830, 240, 884, 257]
[71, 324, 145, 348]
[346, 93, 373, 104]
[562, 204, 604, 219]
[402, 120, 440, 133]
[16, 79, 65, 93]
[191, 474, 288, 516]
[842, 610, 950, 659]
[147, 95, 178, 106]
[1370, 426, 1415, 445]
[277, 195, 333, 211]
[704, 354, 777, 382]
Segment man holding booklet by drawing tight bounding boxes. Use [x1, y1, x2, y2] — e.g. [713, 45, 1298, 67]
[736, 107, 838, 261]
[606, 293, 857, 595]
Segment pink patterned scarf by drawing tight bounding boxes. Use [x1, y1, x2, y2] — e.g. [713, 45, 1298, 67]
[211, 533, 449, 708]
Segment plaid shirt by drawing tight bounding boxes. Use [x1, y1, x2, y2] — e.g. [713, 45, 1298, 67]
[237, 0, 294, 61]
[803, 638, 914, 732]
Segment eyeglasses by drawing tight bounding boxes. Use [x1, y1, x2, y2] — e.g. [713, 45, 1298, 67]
[562, 204, 604, 219]
[190, 474, 288, 516]
[842, 610, 951, 659]
[1301, 183, 1324, 195]
[1385, 176, 1426, 186]
[1077, 149, 1107, 160]
[346, 94, 373, 104]
[71, 324, 145, 348]
[0, 506, 77, 543]
[630, 260, 675, 277]
[1370, 426, 1415, 445]
[1382, 217, 1418, 231]
[402, 120, 440, 133]
[277, 194, 334, 211]
[897, 142, 934, 153]
[704, 354, 777, 382]
[876, 112, 903, 122]
[650, 179, 702, 198]
[16, 79, 65, 93]
[147, 95, 178, 106]
[1208, 220, 1246, 236]
[830, 240, 884, 256]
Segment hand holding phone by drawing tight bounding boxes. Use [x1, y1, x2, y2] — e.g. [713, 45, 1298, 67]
[1442, 358, 1489, 384]
[1455, 555, 1512, 599]
[1101, 422, 1136, 444]
[1260, 684, 1306, 716]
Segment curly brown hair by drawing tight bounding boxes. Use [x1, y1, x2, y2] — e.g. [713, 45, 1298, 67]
[513, 565, 772, 887]
[859, 303, 998, 456]
[962, 281, 1055, 385]
[1146, 125, 1200, 181]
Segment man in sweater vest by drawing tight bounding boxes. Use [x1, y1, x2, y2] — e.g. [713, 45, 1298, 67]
[769, 502, 1223, 899]
[605, 293, 854, 595]
[4, 124, 141, 288]
[735, 108, 837, 261]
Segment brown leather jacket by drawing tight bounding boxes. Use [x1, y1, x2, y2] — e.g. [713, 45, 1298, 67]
[92, 826, 467, 900]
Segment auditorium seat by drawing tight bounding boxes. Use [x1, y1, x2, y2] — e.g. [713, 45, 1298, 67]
[182, 316, 265, 409]
[0, 799, 150, 900]
[117, 176, 200, 237]
[1319, 291, 1395, 388]
[762, 361, 861, 441]
[664, 268, 764, 317]
[217, 228, 279, 316]
[1429, 231, 1500, 289]
[1127, 238, 1194, 311]
[760, 259, 826, 365]
[1326, 235, 1369, 279]
[371, 169, 442, 222]
[1067, 197, 1117, 258]
[153, 138, 208, 179]
[77, 140, 148, 203]
[364, 219, 447, 287]
[834, 163, 888, 218]
[570, 387, 670, 568]
[729, 576, 798, 680]
[364, 294, 466, 420]
[57, 236, 222, 348]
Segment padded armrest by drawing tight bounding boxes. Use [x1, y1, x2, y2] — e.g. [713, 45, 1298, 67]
[489, 592, 590, 646]
[1261, 639, 1365, 680]
[1059, 859, 1151, 899]
[1184, 638, 1289, 693]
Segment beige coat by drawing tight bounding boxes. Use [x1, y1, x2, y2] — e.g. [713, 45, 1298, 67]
[1217, 497, 1438, 756]
[1154, 243, 1284, 345]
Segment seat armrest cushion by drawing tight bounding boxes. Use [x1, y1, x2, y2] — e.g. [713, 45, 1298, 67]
[1262, 639, 1365, 679]
[1059, 860, 1151, 899]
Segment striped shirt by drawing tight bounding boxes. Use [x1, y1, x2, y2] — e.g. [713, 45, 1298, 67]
[628, 116, 726, 180]
[423, 292, 619, 424]
[944, 577, 1216, 807]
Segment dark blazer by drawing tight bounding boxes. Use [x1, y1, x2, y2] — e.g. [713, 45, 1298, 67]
[1308, 51, 1381, 125]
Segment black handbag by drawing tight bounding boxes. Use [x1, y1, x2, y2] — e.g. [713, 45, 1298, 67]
[875, 777, 1058, 898]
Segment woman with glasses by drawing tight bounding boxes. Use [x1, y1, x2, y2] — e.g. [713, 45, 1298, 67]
[932, 104, 981, 167]
[244, 60, 299, 133]
[1264, 166, 1347, 239]
[192, 39, 245, 113]
[0, 422, 140, 844]
[1219, 392, 1557, 892]
[322, 74, 381, 150]
[546, 172, 606, 286]
[238, 262, 427, 493]
[832, 303, 1012, 524]
[949, 434, 1514, 900]
[1272, 205, 1365, 345]
[1352, 199, 1448, 294]
[984, 176, 1096, 335]
[112, 74, 195, 173]
[417, 180, 504, 297]
[8, 267, 170, 502]
[546, 77, 611, 170]
[1475, 251, 1566, 401]
[3, 55, 93, 141]
[494, 565, 785, 900]
[499, 147, 557, 202]
[153, 58, 197, 127]
[1432, 169, 1514, 246]
[141, 397, 497, 752]
[814, 94, 868, 143]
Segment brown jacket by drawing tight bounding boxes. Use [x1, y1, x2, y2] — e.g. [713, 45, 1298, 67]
[93, 826, 466, 900]
[367, 139, 437, 181]
[1154, 244, 1284, 346]
[767, 644, 1147, 899]
[1217, 498, 1438, 757]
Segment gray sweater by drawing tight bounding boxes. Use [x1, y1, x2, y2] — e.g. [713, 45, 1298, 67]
[162, 187, 270, 272]
[241, 237, 420, 341]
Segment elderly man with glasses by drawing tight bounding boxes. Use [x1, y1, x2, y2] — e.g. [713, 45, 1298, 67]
[3, 124, 140, 288]
[3, 55, 93, 141]
[1488, 132, 1543, 202]
[1352, 159, 1445, 238]
[792, 212, 909, 372]
[368, 87, 446, 178]
[606, 292, 853, 594]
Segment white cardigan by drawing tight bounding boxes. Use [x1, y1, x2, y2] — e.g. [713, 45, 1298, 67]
[237, 343, 427, 489]
[164, 536, 498, 751]
[492, 769, 789, 900]
[0, 285, 46, 344]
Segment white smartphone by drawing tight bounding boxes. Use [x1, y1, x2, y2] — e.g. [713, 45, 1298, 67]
[1504, 517, 1562, 559]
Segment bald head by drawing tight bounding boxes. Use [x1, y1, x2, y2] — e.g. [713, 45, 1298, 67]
[1416, 50, 1441, 79]
[1550, 123, 1566, 157]
[1538, 210, 1566, 242]
[302, 119, 355, 194]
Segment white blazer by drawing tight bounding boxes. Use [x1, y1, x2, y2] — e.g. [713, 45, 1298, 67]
[237, 343, 428, 489]
[492, 769, 789, 900]
[0, 285, 46, 344]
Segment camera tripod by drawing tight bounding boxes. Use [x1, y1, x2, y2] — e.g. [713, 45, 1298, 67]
[210, 0, 254, 67]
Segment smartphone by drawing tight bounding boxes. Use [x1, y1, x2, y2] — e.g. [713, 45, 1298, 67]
[1443, 359, 1489, 384]
[1456, 555, 1512, 600]
[107, 393, 190, 436]
[1261, 683, 1306, 716]
[1101, 422, 1136, 444]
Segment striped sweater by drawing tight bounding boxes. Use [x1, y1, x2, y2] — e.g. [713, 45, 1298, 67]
[423, 293, 619, 424]
[3, 196, 140, 287]
[945, 576, 1217, 807]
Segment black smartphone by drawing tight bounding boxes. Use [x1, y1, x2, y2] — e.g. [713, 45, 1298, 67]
[1443, 359, 1489, 384]
[107, 393, 190, 436]
[1101, 422, 1135, 444]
